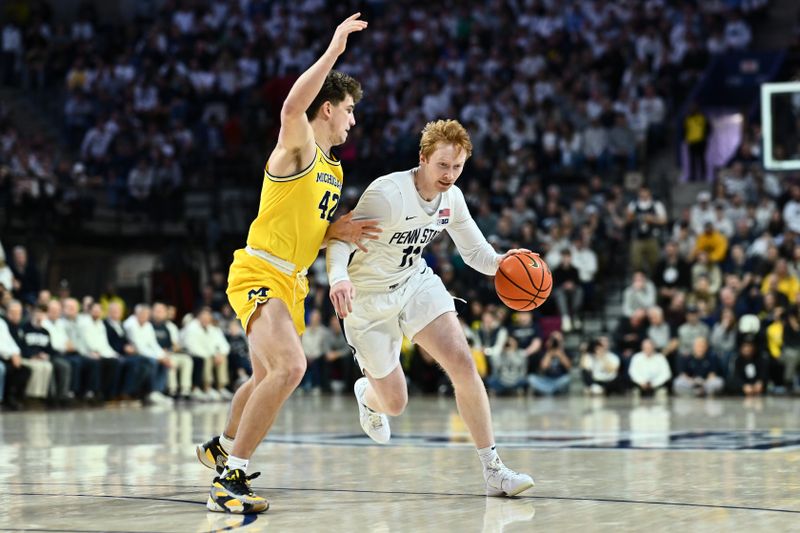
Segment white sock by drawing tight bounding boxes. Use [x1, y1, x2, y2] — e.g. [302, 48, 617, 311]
[477, 444, 500, 469]
[225, 455, 248, 474]
[219, 433, 235, 454]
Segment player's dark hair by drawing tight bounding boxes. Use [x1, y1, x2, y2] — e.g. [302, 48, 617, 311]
[306, 70, 363, 120]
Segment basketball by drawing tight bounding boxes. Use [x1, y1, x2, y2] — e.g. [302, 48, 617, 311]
[495, 252, 552, 311]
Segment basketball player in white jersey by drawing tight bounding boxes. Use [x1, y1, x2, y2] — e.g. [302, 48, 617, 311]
[326, 119, 535, 496]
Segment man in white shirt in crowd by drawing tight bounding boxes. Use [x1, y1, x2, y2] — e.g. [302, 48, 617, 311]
[80, 302, 136, 401]
[581, 337, 622, 396]
[43, 299, 102, 401]
[628, 338, 672, 399]
[150, 302, 193, 400]
[181, 306, 231, 401]
[62, 297, 107, 402]
[327, 119, 534, 497]
[123, 304, 175, 405]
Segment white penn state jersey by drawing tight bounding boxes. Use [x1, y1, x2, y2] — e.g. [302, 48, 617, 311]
[327, 168, 500, 290]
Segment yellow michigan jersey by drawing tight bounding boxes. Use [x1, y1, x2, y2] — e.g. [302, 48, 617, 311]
[227, 145, 344, 334]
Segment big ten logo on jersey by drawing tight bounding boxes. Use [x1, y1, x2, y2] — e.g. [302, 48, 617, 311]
[316, 172, 342, 222]
[437, 208, 450, 225]
[247, 287, 270, 301]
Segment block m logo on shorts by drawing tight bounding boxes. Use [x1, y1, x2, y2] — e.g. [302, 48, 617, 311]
[247, 287, 270, 300]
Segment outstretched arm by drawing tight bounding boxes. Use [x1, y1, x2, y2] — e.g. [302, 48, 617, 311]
[447, 188, 529, 275]
[270, 13, 368, 175]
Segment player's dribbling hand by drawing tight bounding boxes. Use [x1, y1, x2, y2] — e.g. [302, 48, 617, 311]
[496, 248, 533, 266]
[328, 211, 382, 253]
[330, 280, 356, 318]
[328, 13, 368, 57]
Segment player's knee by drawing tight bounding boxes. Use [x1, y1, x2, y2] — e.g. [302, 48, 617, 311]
[284, 357, 307, 388]
[267, 352, 306, 389]
[447, 351, 478, 383]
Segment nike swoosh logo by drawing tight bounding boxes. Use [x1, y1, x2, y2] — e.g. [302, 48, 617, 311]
[405, 216, 417, 220]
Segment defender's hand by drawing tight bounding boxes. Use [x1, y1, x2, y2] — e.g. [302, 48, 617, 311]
[330, 280, 356, 318]
[328, 13, 368, 57]
[328, 211, 381, 253]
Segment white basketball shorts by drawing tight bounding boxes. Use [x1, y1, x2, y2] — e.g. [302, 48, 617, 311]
[343, 266, 456, 379]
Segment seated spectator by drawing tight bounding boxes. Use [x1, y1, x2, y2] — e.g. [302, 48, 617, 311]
[673, 337, 724, 397]
[151, 302, 193, 400]
[9, 245, 40, 305]
[4, 302, 53, 403]
[653, 241, 691, 307]
[0, 309, 31, 409]
[728, 336, 766, 396]
[181, 307, 230, 401]
[626, 185, 667, 275]
[761, 258, 800, 303]
[43, 299, 91, 400]
[693, 222, 728, 264]
[628, 339, 672, 398]
[508, 311, 542, 368]
[528, 332, 572, 396]
[646, 306, 674, 354]
[571, 235, 598, 307]
[687, 274, 717, 314]
[676, 305, 710, 357]
[123, 304, 175, 405]
[78, 302, 123, 402]
[581, 337, 622, 396]
[475, 309, 508, 361]
[104, 301, 156, 404]
[552, 249, 583, 331]
[614, 308, 648, 368]
[691, 251, 722, 295]
[486, 337, 530, 395]
[709, 307, 738, 377]
[766, 306, 800, 392]
[61, 297, 106, 402]
[323, 315, 354, 394]
[14, 302, 69, 403]
[225, 320, 251, 392]
[300, 309, 331, 395]
[0, 252, 13, 294]
[622, 271, 657, 317]
[690, 191, 715, 235]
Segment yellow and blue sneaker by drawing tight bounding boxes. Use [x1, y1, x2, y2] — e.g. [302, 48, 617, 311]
[207, 469, 269, 514]
[196, 436, 228, 474]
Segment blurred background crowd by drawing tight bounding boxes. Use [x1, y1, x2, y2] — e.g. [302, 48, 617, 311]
[3, 0, 800, 410]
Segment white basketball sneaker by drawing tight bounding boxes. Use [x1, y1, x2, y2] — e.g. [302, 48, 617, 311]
[484, 458, 535, 496]
[353, 377, 391, 444]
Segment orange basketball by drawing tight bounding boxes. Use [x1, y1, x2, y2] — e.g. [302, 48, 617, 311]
[494, 252, 553, 311]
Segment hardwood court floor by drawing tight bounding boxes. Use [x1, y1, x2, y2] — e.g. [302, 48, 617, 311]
[1, 394, 799, 532]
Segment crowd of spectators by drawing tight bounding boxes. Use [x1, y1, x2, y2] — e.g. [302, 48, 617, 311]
[580, 118, 800, 399]
[1, 0, 765, 230]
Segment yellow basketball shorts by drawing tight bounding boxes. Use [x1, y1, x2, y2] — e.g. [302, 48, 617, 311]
[226, 248, 308, 335]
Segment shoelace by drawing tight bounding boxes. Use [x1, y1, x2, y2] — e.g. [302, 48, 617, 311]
[223, 470, 261, 495]
[367, 410, 384, 430]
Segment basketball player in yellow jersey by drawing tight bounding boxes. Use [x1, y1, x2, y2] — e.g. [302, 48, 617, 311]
[197, 13, 378, 514]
